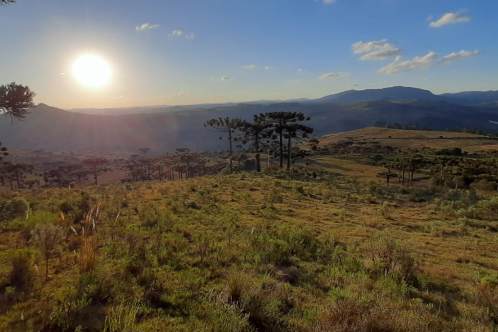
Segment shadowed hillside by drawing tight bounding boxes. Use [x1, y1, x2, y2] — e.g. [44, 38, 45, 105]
[2, 97, 498, 153]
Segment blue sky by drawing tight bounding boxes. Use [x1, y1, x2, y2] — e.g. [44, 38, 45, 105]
[0, 0, 497, 108]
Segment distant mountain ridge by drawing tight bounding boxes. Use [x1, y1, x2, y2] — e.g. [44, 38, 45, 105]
[65, 86, 498, 116]
[3, 89, 498, 154]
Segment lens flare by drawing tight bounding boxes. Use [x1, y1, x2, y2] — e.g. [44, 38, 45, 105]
[72, 54, 111, 88]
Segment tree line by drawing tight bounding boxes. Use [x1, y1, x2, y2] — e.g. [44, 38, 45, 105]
[204, 112, 317, 174]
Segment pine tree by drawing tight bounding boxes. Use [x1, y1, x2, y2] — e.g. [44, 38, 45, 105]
[204, 117, 243, 174]
[261, 112, 311, 168]
[238, 115, 272, 172]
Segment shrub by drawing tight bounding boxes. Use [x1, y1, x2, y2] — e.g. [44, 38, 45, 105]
[0, 198, 29, 222]
[9, 248, 36, 291]
[31, 223, 65, 279]
[368, 234, 417, 284]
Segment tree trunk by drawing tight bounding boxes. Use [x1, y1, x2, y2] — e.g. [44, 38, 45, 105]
[287, 135, 292, 170]
[228, 128, 233, 174]
[279, 121, 283, 168]
[255, 136, 261, 172]
[16, 172, 21, 189]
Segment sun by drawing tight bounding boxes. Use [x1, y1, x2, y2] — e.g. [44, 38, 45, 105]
[72, 54, 111, 88]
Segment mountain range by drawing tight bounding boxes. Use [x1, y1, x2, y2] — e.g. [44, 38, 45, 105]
[2, 86, 498, 154]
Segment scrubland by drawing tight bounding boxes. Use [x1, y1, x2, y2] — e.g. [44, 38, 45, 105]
[1, 169, 498, 331]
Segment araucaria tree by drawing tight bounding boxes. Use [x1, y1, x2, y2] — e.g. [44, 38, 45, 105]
[0, 82, 35, 163]
[204, 117, 243, 174]
[83, 158, 109, 185]
[262, 112, 311, 168]
[238, 115, 272, 172]
[0, 82, 36, 121]
[0, 162, 34, 190]
[283, 122, 314, 169]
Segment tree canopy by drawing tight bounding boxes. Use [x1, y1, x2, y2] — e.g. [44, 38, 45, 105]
[0, 82, 36, 121]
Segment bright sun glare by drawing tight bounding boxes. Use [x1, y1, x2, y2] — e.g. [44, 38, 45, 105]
[72, 54, 111, 88]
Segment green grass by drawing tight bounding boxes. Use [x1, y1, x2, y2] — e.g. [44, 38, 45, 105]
[1, 172, 498, 331]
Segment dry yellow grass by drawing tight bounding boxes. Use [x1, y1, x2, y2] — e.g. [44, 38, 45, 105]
[319, 127, 498, 152]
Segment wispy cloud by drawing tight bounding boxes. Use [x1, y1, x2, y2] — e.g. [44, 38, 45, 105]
[136, 23, 160, 31]
[430, 11, 471, 28]
[297, 68, 303, 73]
[168, 30, 183, 36]
[164, 91, 187, 99]
[349, 83, 359, 87]
[264, 66, 276, 70]
[321, 0, 336, 4]
[438, 50, 479, 65]
[220, 76, 232, 81]
[378, 52, 437, 74]
[352, 39, 402, 61]
[318, 72, 349, 80]
[186, 32, 195, 39]
[369, 81, 389, 86]
[242, 64, 257, 69]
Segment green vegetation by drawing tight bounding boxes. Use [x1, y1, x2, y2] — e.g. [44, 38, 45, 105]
[1, 171, 498, 331]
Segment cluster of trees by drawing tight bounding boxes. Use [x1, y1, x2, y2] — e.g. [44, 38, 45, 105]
[371, 122, 487, 136]
[123, 148, 224, 182]
[204, 112, 317, 173]
[324, 137, 498, 190]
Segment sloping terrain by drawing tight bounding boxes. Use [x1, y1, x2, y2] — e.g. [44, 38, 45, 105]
[319, 127, 498, 152]
[2, 172, 498, 330]
[2, 89, 498, 153]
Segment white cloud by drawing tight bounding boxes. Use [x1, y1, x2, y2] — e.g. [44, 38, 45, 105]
[220, 76, 232, 81]
[264, 66, 276, 70]
[352, 39, 402, 61]
[242, 64, 257, 69]
[186, 32, 195, 39]
[168, 30, 183, 36]
[136, 23, 160, 31]
[430, 11, 471, 28]
[378, 52, 438, 74]
[297, 68, 303, 73]
[350, 83, 359, 87]
[323, 0, 336, 4]
[438, 50, 479, 65]
[318, 72, 349, 80]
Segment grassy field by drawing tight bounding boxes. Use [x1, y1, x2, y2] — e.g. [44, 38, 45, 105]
[319, 128, 498, 153]
[2, 170, 498, 331]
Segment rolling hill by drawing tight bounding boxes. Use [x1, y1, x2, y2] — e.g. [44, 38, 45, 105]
[2, 87, 498, 154]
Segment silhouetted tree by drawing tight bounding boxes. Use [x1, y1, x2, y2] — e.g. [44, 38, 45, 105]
[44, 163, 86, 188]
[0, 82, 36, 121]
[262, 112, 310, 168]
[283, 123, 314, 169]
[238, 116, 272, 172]
[0, 162, 34, 189]
[83, 158, 109, 185]
[204, 117, 243, 174]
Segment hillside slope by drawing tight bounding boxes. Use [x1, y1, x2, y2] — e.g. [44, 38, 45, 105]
[1, 100, 497, 153]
